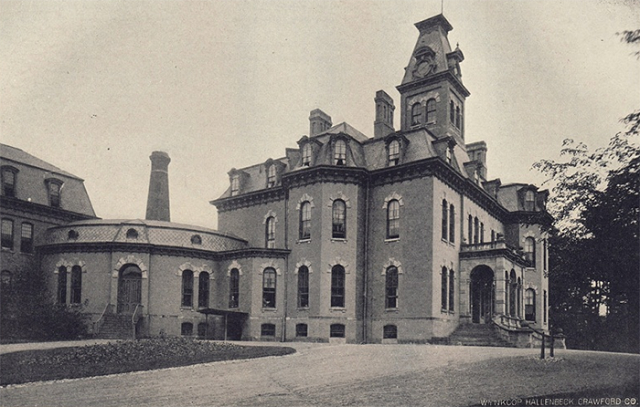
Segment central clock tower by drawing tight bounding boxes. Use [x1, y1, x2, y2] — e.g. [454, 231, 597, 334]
[397, 14, 469, 145]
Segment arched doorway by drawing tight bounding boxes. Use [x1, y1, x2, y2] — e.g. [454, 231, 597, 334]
[117, 264, 142, 314]
[470, 266, 494, 323]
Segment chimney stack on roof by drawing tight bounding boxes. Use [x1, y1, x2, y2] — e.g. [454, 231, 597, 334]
[309, 109, 332, 137]
[145, 151, 171, 222]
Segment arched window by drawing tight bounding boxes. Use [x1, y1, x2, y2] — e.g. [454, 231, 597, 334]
[387, 200, 400, 239]
[411, 103, 422, 126]
[296, 323, 308, 337]
[449, 204, 455, 243]
[388, 139, 400, 166]
[299, 201, 311, 240]
[385, 266, 398, 309]
[302, 144, 312, 166]
[267, 165, 277, 188]
[70, 265, 82, 304]
[330, 323, 345, 338]
[524, 237, 536, 266]
[1, 218, 13, 250]
[441, 267, 448, 310]
[265, 216, 276, 248]
[298, 266, 309, 308]
[261, 323, 276, 336]
[525, 190, 535, 211]
[181, 322, 193, 336]
[182, 270, 194, 307]
[449, 269, 455, 311]
[262, 268, 276, 308]
[20, 222, 33, 253]
[426, 98, 436, 123]
[229, 268, 239, 308]
[1, 270, 12, 291]
[198, 272, 210, 308]
[1, 167, 17, 197]
[441, 199, 448, 240]
[525, 289, 536, 321]
[331, 265, 345, 308]
[383, 325, 397, 339]
[126, 228, 138, 239]
[332, 200, 346, 239]
[58, 266, 67, 304]
[334, 139, 347, 166]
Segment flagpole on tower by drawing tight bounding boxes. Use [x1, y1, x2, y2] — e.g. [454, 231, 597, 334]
[441, 0, 444, 14]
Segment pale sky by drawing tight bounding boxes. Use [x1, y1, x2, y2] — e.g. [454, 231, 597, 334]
[1, 0, 638, 229]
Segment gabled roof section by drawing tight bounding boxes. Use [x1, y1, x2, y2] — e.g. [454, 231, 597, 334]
[0, 144, 82, 180]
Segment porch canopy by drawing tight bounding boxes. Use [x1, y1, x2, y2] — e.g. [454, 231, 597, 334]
[197, 308, 248, 340]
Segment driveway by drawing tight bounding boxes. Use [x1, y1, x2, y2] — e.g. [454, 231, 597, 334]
[0, 343, 636, 407]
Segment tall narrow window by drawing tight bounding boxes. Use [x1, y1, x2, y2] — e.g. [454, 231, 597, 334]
[491, 230, 496, 243]
[299, 201, 311, 240]
[426, 98, 436, 123]
[468, 215, 473, 245]
[298, 266, 309, 308]
[334, 140, 346, 166]
[387, 200, 400, 239]
[449, 204, 455, 243]
[388, 140, 400, 166]
[48, 181, 61, 207]
[302, 144, 312, 166]
[265, 216, 275, 248]
[543, 290, 547, 323]
[525, 289, 536, 321]
[441, 267, 448, 310]
[543, 238, 547, 270]
[332, 200, 346, 239]
[385, 266, 398, 309]
[525, 190, 535, 211]
[331, 265, 345, 307]
[411, 103, 422, 126]
[1, 219, 13, 250]
[198, 272, 210, 308]
[449, 269, 455, 311]
[455, 106, 461, 128]
[267, 165, 277, 188]
[445, 146, 452, 164]
[58, 266, 67, 304]
[70, 266, 82, 304]
[230, 175, 239, 196]
[441, 199, 448, 240]
[474, 217, 479, 244]
[229, 268, 239, 308]
[480, 222, 485, 244]
[524, 237, 536, 266]
[182, 270, 194, 307]
[262, 268, 276, 308]
[449, 101, 455, 123]
[2, 168, 16, 197]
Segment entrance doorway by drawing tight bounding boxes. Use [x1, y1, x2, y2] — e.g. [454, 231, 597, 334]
[470, 266, 494, 323]
[117, 265, 142, 314]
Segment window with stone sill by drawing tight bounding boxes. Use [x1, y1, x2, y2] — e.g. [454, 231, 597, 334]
[448, 269, 455, 312]
[1, 218, 13, 250]
[262, 268, 276, 308]
[70, 265, 82, 304]
[426, 98, 436, 124]
[299, 201, 311, 240]
[198, 272, 210, 308]
[449, 204, 455, 243]
[265, 216, 276, 248]
[525, 289, 536, 322]
[229, 268, 239, 308]
[297, 266, 309, 308]
[330, 265, 345, 308]
[332, 199, 346, 239]
[386, 200, 400, 239]
[411, 103, 422, 126]
[441, 199, 448, 241]
[182, 270, 194, 308]
[330, 323, 345, 338]
[296, 323, 308, 337]
[385, 266, 398, 309]
[524, 237, 536, 267]
[441, 267, 448, 311]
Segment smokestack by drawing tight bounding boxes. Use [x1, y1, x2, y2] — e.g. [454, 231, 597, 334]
[146, 151, 171, 222]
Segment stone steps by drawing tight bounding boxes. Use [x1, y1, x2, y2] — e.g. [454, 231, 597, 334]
[96, 314, 135, 340]
[447, 324, 516, 348]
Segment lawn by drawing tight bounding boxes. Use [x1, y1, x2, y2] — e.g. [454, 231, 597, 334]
[0, 337, 295, 386]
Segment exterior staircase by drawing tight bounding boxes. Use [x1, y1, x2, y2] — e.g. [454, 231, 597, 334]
[96, 313, 136, 339]
[446, 323, 516, 347]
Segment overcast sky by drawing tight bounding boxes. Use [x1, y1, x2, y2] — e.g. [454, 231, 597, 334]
[1, 0, 638, 229]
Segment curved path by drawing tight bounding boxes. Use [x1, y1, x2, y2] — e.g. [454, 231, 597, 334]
[1, 343, 637, 407]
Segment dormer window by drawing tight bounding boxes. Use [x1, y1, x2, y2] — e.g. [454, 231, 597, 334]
[1, 167, 17, 198]
[230, 175, 240, 196]
[388, 140, 400, 166]
[191, 234, 202, 245]
[68, 230, 79, 240]
[267, 165, 277, 188]
[302, 144, 312, 166]
[525, 190, 535, 211]
[126, 228, 138, 239]
[334, 139, 346, 166]
[411, 103, 422, 126]
[45, 178, 63, 208]
[426, 99, 436, 124]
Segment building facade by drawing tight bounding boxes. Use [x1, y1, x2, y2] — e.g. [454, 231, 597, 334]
[2, 14, 551, 345]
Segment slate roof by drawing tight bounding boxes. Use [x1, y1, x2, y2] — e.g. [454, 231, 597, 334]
[0, 144, 82, 180]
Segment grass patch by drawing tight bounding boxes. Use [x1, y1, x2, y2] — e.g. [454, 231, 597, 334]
[1, 337, 295, 386]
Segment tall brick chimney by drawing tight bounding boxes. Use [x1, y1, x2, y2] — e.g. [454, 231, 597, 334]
[145, 151, 171, 222]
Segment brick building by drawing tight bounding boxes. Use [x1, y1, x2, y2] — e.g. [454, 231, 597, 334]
[2, 14, 552, 345]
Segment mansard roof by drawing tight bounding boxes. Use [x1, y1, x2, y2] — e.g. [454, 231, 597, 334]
[0, 144, 81, 180]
